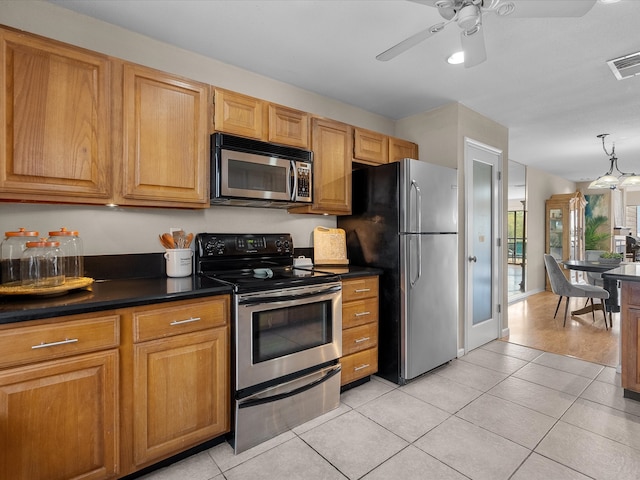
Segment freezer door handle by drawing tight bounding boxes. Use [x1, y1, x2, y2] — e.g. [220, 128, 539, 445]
[410, 179, 422, 233]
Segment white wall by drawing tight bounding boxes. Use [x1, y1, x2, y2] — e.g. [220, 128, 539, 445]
[396, 103, 509, 343]
[0, 0, 398, 254]
[525, 166, 576, 293]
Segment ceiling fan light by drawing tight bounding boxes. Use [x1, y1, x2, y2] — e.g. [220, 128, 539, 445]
[457, 4, 481, 31]
[495, 3, 516, 16]
[447, 51, 465, 64]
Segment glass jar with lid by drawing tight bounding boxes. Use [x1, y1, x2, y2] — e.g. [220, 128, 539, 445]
[21, 238, 65, 288]
[48, 227, 84, 279]
[1, 228, 39, 285]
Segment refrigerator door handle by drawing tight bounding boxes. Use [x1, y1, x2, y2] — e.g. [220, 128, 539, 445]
[410, 234, 422, 287]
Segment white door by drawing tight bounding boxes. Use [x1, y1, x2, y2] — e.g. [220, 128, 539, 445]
[465, 138, 502, 351]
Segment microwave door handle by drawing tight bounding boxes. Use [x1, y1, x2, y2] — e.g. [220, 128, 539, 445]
[289, 160, 296, 201]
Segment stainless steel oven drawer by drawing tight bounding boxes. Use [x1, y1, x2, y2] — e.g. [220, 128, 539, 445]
[233, 363, 341, 454]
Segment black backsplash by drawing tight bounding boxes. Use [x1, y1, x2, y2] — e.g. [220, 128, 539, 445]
[84, 253, 165, 280]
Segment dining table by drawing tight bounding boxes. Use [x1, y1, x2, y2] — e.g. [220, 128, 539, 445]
[562, 260, 624, 323]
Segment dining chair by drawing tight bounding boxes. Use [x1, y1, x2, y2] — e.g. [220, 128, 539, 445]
[543, 254, 610, 328]
[584, 250, 606, 287]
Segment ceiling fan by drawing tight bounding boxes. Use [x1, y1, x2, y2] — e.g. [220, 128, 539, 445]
[376, 0, 597, 68]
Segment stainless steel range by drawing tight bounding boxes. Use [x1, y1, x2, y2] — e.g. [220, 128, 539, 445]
[195, 233, 342, 454]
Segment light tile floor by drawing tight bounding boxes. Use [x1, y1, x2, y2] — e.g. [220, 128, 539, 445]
[139, 340, 640, 480]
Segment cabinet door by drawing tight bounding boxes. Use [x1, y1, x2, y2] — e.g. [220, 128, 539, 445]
[118, 63, 210, 207]
[267, 104, 309, 148]
[354, 128, 388, 165]
[290, 117, 352, 215]
[622, 283, 640, 393]
[0, 28, 111, 203]
[132, 328, 229, 467]
[389, 136, 418, 162]
[0, 350, 118, 480]
[214, 88, 264, 140]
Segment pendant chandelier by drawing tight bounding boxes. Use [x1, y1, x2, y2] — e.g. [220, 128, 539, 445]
[588, 134, 640, 189]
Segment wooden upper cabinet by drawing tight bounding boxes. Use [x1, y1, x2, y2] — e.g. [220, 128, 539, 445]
[214, 88, 310, 148]
[0, 27, 112, 203]
[267, 104, 309, 149]
[389, 136, 418, 162]
[115, 62, 210, 207]
[354, 128, 388, 165]
[214, 88, 263, 140]
[289, 117, 352, 215]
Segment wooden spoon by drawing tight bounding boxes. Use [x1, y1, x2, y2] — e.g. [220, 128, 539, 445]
[161, 233, 175, 249]
[185, 233, 194, 248]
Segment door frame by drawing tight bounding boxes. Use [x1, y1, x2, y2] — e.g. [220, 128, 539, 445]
[464, 137, 504, 352]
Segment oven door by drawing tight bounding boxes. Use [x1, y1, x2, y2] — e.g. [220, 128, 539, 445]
[235, 281, 342, 391]
[220, 149, 293, 202]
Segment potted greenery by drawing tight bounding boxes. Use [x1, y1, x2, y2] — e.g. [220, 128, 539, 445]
[599, 251, 624, 264]
[585, 215, 610, 250]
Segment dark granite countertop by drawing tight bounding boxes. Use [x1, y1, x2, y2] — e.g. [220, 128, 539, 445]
[602, 263, 640, 283]
[298, 265, 383, 278]
[0, 276, 232, 325]
[0, 251, 381, 325]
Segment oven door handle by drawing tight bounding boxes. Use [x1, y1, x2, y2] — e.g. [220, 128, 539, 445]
[238, 284, 342, 305]
[238, 364, 341, 409]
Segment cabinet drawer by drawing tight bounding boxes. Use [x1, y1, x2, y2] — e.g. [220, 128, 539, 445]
[133, 296, 229, 343]
[342, 277, 379, 303]
[342, 323, 377, 356]
[340, 348, 378, 385]
[0, 314, 119, 369]
[343, 297, 378, 329]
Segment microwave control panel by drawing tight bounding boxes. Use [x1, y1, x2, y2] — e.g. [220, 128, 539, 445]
[296, 162, 312, 201]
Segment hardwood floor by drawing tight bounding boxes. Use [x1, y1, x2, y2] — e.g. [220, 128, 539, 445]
[506, 290, 619, 367]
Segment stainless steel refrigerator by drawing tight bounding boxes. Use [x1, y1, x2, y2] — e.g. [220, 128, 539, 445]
[338, 158, 458, 385]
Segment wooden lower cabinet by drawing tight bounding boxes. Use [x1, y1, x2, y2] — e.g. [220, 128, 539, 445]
[0, 313, 120, 480]
[621, 282, 640, 394]
[340, 276, 379, 386]
[0, 294, 230, 479]
[120, 296, 230, 474]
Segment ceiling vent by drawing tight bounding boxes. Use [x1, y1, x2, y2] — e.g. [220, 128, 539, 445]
[607, 51, 640, 80]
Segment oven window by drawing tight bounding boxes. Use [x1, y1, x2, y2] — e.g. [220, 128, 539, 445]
[252, 300, 332, 363]
[228, 159, 287, 193]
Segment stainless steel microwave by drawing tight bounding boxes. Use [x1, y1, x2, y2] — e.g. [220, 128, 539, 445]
[211, 133, 313, 208]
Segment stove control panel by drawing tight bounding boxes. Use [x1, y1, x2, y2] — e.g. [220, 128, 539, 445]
[195, 233, 293, 260]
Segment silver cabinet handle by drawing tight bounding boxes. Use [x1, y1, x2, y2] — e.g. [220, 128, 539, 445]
[170, 316, 201, 326]
[354, 337, 371, 343]
[354, 311, 371, 317]
[354, 288, 370, 293]
[354, 364, 370, 371]
[469, 256, 477, 263]
[32, 338, 79, 349]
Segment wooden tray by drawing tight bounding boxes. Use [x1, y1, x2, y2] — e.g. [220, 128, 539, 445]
[0, 277, 94, 296]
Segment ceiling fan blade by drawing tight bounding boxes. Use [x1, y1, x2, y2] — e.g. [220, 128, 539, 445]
[461, 26, 487, 68]
[495, 0, 596, 18]
[376, 22, 448, 61]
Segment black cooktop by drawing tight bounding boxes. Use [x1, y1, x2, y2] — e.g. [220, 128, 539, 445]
[195, 233, 338, 292]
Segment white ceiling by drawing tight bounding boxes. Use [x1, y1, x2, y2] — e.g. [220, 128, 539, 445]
[47, 0, 640, 184]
